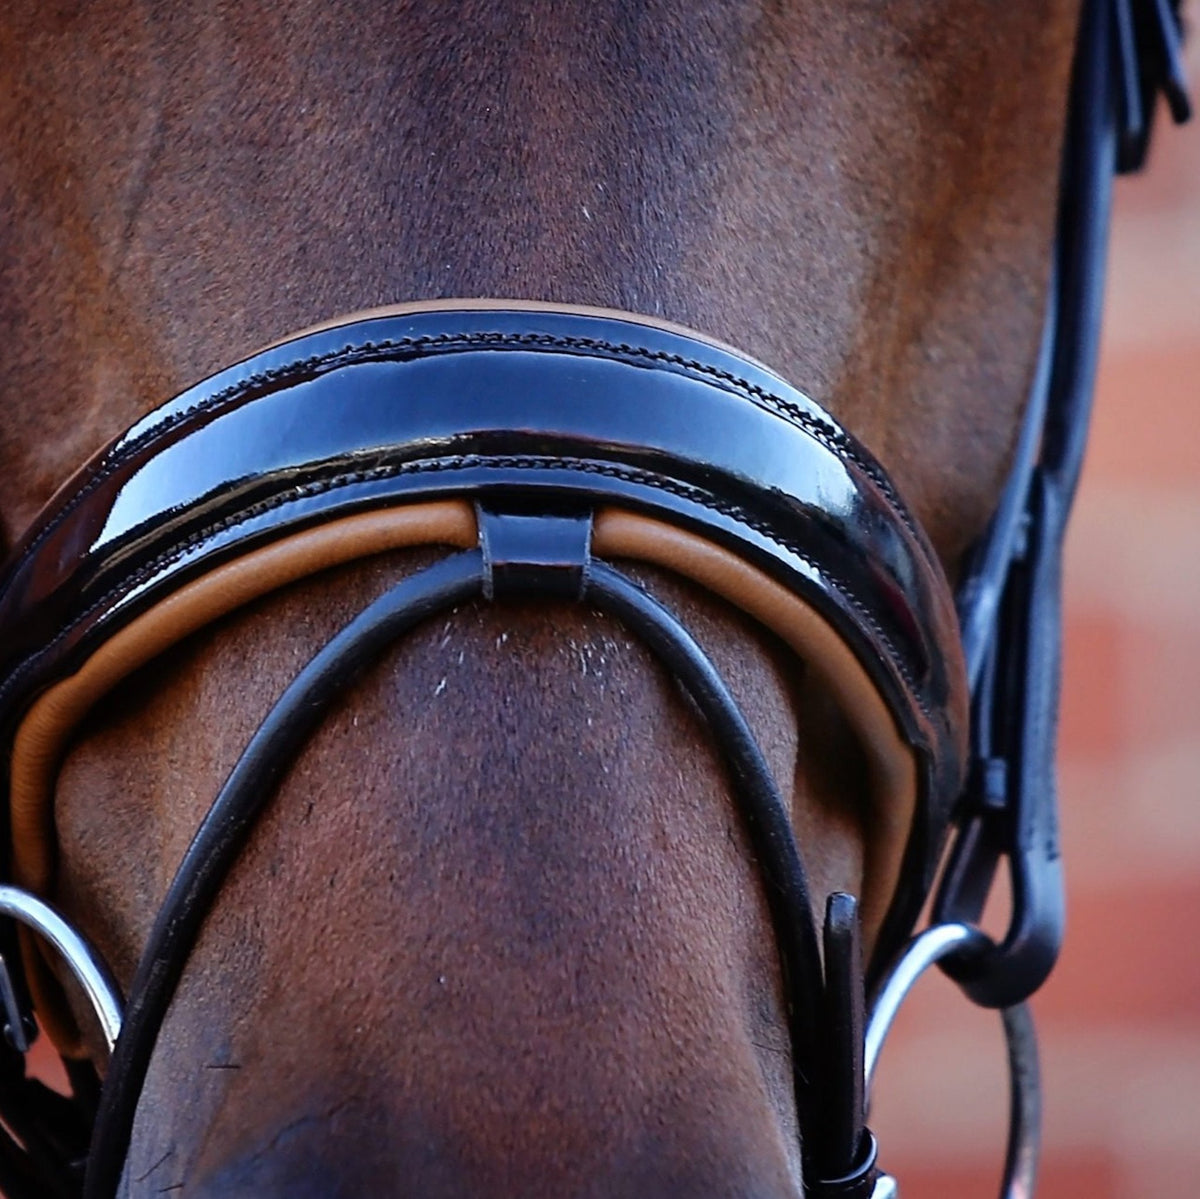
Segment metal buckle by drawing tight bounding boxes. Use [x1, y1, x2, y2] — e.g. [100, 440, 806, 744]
[865, 924, 1041, 1199]
[0, 885, 124, 1055]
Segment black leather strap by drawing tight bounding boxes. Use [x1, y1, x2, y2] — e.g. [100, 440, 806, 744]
[478, 505, 593, 600]
[934, 0, 1192, 1009]
[0, 306, 970, 981]
[82, 551, 487, 1198]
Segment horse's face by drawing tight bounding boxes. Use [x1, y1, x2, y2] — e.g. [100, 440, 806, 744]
[0, 2, 1083, 1195]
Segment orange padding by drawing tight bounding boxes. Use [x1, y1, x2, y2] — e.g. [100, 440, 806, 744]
[593, 512, 915, 941]
[10, 501, 478, 897]
[9, 501, 915, 1053]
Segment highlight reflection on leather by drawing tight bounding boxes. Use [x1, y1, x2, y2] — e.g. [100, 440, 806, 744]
[0, 304, 968, 969]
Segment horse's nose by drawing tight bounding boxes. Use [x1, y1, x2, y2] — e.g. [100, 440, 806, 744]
[182, 1155, 805, 1199]
[176, 1108, 805, 1199]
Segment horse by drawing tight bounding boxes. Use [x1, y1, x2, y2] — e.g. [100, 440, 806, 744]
[0, 1, 1188, 1196]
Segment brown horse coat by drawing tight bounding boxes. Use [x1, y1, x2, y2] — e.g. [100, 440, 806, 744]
[0, 2, 1079, 1194]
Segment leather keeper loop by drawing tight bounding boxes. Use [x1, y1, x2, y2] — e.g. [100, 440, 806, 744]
[477, 505, 593, 601]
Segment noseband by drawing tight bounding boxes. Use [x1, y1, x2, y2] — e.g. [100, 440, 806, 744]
[0, 1, 1188, 1196]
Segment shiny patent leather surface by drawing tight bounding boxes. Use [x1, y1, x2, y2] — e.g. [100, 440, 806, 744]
[0, 304, 968, 957]
[0, 311, 964, 726]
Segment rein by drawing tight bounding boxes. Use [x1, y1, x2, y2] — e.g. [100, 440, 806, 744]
[0, 1, 1188, 1196]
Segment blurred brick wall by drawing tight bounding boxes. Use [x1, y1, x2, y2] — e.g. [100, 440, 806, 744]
[870, 54, 1200, 1199]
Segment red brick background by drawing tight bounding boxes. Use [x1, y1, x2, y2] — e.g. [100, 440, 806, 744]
[871, 51, 1200, 1199]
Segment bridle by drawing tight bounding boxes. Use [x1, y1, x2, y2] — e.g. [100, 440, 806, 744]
[0, 1, 1188, 1196]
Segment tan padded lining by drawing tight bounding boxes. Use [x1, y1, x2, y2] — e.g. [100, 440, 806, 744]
[10, 501, 478, 896]
[9, 501, 916, 1053]
[593, 511, 915, 941]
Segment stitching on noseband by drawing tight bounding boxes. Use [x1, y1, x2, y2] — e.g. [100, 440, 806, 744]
[0, 453, 928, 724]
[17, 330, 921, 576]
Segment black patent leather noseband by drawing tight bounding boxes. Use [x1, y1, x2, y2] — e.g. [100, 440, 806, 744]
[0, 1, 1188, 1196]
[5, 301, 965, 1198]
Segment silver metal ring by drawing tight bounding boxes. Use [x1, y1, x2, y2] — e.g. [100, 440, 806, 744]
[0, 885, 124, 1055]
[865, 923, 1041, 1199]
